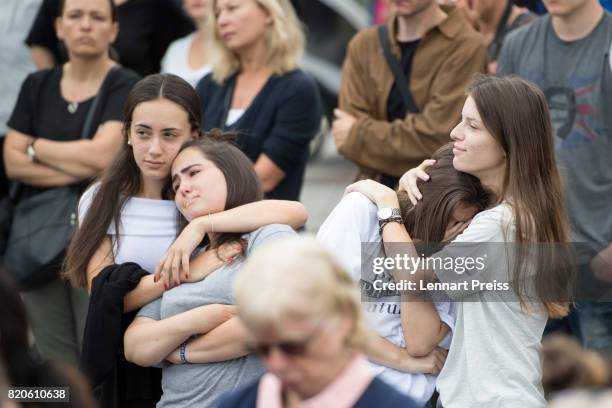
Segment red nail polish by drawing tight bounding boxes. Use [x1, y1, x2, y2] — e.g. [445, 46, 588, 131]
[164, 283, 168, 290]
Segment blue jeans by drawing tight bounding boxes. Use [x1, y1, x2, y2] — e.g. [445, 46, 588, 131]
[545, 263, 612, 356]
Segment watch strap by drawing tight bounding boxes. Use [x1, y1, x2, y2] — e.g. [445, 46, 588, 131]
[379, 216, 403, 235]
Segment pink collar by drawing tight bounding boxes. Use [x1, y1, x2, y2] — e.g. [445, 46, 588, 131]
[256, 355, 374, 408]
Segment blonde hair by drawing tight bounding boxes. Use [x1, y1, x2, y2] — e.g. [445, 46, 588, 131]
[208, 0, 305, 82]
[233, 236, 371, 350]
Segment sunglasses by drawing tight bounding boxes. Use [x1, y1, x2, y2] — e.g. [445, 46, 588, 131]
[246, 324, 324, 358]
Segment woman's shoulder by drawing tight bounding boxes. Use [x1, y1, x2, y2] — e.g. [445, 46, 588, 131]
[245, 224, 296, 253]
[275, 69, 317, 91]
[22, 67, 61, 90]
[162, 34, 192, 63]
[111, 65, 142, 86]
[457, 202, 514, 243]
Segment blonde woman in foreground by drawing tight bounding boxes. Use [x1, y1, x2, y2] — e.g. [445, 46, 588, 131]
[217, 237, 420, 408]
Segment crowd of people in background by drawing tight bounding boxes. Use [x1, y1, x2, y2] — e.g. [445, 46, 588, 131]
[1, 0, 612, 407]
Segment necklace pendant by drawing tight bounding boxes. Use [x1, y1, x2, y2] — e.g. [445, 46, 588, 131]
[67, 101, 79, 114]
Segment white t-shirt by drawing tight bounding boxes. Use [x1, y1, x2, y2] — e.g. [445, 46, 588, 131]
[316, 192, 456, 406]
[434, 203, 548, 408]
[161, 33, 211, 88]
[78, 184, 179, 273]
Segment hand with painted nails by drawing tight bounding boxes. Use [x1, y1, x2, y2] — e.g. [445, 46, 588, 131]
[183, 240, 247, 284]
[154, 220, 208, 290]
[398, 159, 437, 205]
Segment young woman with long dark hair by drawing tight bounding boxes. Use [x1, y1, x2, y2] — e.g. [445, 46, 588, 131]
[347, 75, 573, 407]
[317, 143, 490, 406]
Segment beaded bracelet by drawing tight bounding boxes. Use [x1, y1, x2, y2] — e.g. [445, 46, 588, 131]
[179, 341, 189, 364]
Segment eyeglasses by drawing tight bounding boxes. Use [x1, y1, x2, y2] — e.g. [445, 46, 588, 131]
[246, 324, 324, 358]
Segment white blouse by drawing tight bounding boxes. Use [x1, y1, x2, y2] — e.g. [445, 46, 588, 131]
[78, 184, 179, 273]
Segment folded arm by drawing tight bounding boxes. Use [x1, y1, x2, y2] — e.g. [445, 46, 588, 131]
[3, 129, 81, 187]
[124, 304, 236, 367]
[32, 121, 123, 178]
[165, 317, 249, 364]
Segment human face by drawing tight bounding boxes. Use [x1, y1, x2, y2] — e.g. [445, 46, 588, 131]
[183, 0, 208, 23]
[56, 0, 117, 58]
[446, 203, 479, 231]
[215, 0, 272, 52]
[129, 99, 196, 188]
[250, 316, 352, 399]
[543, 0, 593, 17]
[171, 147, 228, 221]
[390, 0, 436, 18]
[450, 96, 506, 185]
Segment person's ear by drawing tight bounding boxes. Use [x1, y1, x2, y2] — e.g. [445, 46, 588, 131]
[55, 17, 64, 41]
[110, 21, 119, 44]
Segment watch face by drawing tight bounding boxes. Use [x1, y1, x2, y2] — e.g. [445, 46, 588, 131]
[377, 207, 392, 220]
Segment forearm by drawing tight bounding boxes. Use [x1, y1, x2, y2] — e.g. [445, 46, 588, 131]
[398, 300, 448, 356]
[5, 148, 81, 186]
[365, 335, 415, 373]
[123, 274, 166, 313]
[34, 138, 107, 177]
[192, 200, 307, 233]
[380, 211, 446, 355]
[254, 154, 285, 193]
[365, 335, 436, 374]
[124, 305, 233, 366]
[166, 317, 249, 364]
[342, 117, 447, 175]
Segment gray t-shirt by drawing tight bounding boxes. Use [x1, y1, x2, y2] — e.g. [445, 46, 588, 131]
[138, 224, 295, 408]
[498, 14, 612, 254]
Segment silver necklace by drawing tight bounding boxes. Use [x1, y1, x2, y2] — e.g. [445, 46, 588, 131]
[67, 101, 79, 114]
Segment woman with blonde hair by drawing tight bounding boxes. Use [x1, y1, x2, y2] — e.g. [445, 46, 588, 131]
[195, 0, 323, 200]
[218, 236, 419, 408]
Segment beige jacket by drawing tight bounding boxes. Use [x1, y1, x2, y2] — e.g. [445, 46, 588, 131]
[338, 6, 487, 181]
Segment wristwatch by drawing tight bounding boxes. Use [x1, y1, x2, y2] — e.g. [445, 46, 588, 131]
[377, 207, 403, 235]
[26, 139, 37, 162]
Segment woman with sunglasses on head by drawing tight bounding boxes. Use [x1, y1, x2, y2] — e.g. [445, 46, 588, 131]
[317, 142, 490, 406]
[346, 75, 573, 408]
[4, 0, 140, 366]
[124, 135, 297, 408]
[217, 236, 420, 408]
[63, 74, 306, 407]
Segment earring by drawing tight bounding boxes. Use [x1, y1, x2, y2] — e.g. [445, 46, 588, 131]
[127, 140, 132, 146]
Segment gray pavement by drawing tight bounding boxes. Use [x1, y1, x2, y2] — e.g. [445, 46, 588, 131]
[300, 135, 357, 233]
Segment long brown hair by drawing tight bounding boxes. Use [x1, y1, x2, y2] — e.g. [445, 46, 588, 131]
[175, 130, 264, 251]
[398, 142, 490, 252]
[467, 74, 573, 318]
[63, 74, 203, 288]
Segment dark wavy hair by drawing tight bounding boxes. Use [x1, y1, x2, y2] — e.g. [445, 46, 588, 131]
[398, 142, 490, 254]
[64, 74, 203, 288]
[173, 129, 264, 251]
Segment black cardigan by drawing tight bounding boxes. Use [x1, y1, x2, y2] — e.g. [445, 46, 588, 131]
[196, 70, 323, 201]
[81, 263, 162, 408]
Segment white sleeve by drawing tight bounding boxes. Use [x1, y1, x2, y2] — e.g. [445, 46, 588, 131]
[316, 193, 377, 282]
[77, 183, 100, 225]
